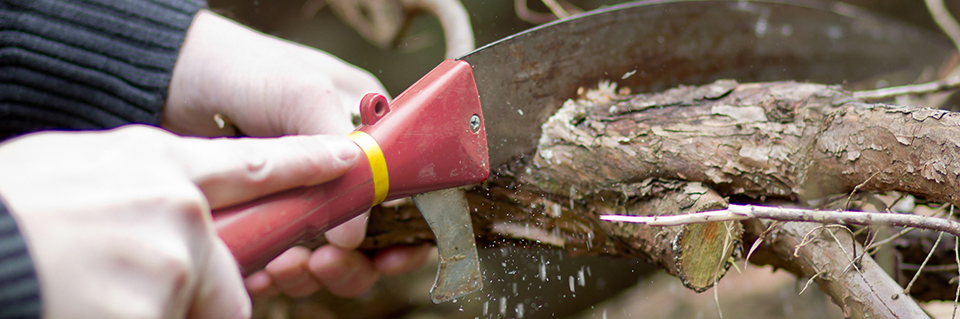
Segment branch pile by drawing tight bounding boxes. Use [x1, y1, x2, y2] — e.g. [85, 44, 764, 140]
[342, 79, 960, 317]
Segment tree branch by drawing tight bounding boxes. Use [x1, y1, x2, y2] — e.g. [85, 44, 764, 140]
[743, 220, 929, 318]
[853, 75, 960, 102]
[849, 0, 960, 102]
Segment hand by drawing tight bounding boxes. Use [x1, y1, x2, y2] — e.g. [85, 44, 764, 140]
[0, 125, 361, 318]
[162, 10, 431, 298]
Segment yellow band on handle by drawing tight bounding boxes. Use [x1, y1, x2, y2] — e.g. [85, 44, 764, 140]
[347, 131, 389, 206]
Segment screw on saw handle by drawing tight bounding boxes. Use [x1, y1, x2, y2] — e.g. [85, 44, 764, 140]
[213, 59, 490, 276]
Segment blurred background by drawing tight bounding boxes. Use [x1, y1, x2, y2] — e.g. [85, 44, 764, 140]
[206, 0, 960, 96]
[204, 1, 960, 318]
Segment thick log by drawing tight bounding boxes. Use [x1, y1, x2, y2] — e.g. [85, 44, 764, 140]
[518, 79, 960, 205]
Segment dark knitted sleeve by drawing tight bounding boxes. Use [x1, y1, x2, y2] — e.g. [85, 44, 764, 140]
[0, 199, 40, 318]
[0, 0, 206, 140]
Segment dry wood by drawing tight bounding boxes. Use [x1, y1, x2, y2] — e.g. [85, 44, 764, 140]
[743, 219, 929, 318]
[353, 180, 740, 292]
[518, 79, 960, 206]
[299, 80, 960, 314]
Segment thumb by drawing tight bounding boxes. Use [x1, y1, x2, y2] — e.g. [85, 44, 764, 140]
[178, 135, 361, 208]
[188, 236, 251, 319]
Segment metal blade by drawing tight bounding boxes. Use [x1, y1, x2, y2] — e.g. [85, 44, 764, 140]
[412, 188, 482, 304]
[460, 0, 951, 168]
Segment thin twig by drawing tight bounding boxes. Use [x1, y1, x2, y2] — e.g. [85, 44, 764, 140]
[899, 263, 959, 272]
[925, 0, 960, 55]
[844, 171, 882, 210]
[402, 0, 475, 58]
[866, 227, 915, 253]
[904, 230, 944, 294]
[744, 221, 781, 269]
[541, 0, 570, 18]
[857, 227, 877, 265]
[514, 0, 556, 24]
[795, 225, 828, 258]
[853, 0, 960, 102]
[713, 277, 723, 319]
[853, 75, 960, 101]
[864, 204, 949, 253]
[953, 236, 959, 319]
[799, 270, 824, 295]
[794, 225, 850, 259]
[711, 221, 736, 319]
[886, 193, 910, 213]
[600, 204, 960, 238]
[826, 227, 861, 273]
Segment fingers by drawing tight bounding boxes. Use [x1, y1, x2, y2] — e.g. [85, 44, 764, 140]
[324, 212, 369, 250]
[262, 247, 320, 297]
[179, 134, 361, 208]
[243, 271, 278, 299]
[162, 10, 388, 138]
[308, 245, 380, 298]
[373, 244, 434, 276]
[188, 237, 251, 319]
[243, 244, 432, 299]
[266, 27, 389, 136]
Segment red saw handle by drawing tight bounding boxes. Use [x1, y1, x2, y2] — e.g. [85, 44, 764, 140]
[213, 59, 489, 275]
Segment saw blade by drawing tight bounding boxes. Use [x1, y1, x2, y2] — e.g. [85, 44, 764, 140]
[460, 0, 950, 169]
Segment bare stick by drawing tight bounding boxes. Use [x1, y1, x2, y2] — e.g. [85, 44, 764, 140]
[541, 0, 570, 18]
[798, 270, 824, 295]
[402, 0, 475, 58]
[514, 0, 556, 24]
[899, 263, 959, 272]
[844, 171, 882, 210]
[745, 220, 929, 317]
[825, 227, 861, 273]
[868, 228, 918, 255]
[954, 237, 959, 319]
[866, 203, 950, 253]
[905, 230, 944, 294]
[795, 225, 851, 259]
[600, 204, 960, 238]
[852, 0, 960, 102]
[853, 75, 960, 101]
[744, 221, 779, 270]
[925, 0, 960, 55]
[713, 280, 723, 319]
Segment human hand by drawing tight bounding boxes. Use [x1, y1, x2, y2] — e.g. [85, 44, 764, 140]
[0, 125, 361, 318]
[162, 10, 431, 298]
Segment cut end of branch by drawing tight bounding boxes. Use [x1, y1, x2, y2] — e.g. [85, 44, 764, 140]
[678, 220, 743, 292]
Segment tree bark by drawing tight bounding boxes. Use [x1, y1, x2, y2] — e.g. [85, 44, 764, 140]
[518, 79, 960, 205]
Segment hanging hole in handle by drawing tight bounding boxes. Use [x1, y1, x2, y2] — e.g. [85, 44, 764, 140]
[359, 93, 390, 125]
[373, 98, 387, 116]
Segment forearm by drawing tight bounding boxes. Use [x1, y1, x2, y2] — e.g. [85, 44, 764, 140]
[0, 0, 206, 140]
[0, 199, 40, 318]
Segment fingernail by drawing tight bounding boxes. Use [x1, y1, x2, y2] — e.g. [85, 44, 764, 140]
[330, 136, 361, 162]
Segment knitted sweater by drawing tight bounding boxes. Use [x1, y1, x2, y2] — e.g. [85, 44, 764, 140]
[0, 0, 204, 316]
